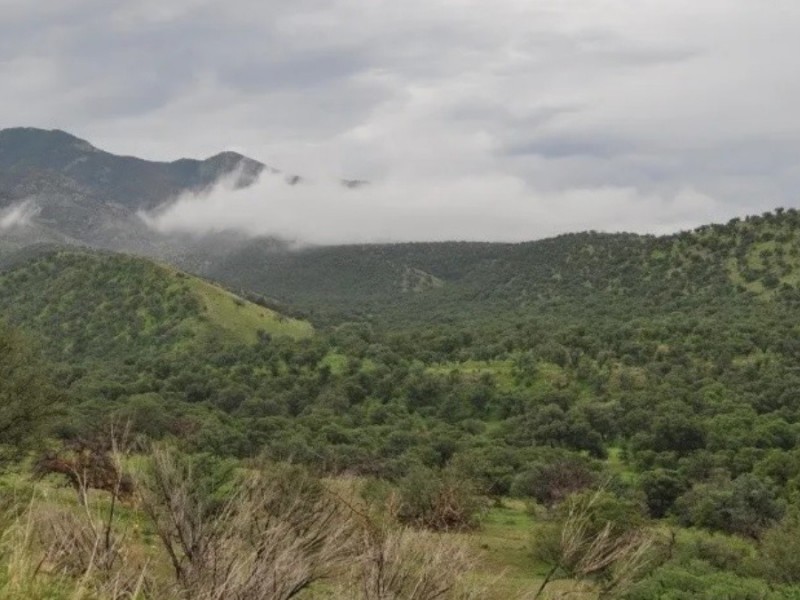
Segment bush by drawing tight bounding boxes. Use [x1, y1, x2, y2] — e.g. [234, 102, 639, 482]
[674, 474, 784, 538]
[395, 467, 487, 531]
[511, 456, 597, 507]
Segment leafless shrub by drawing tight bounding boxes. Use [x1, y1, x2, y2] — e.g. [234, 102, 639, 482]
[0, 475, 148, 600]
[33, 425, 136, 504]
[351, 526, 482, 600]
[35, 501, 148, 599]
[140, 445, 359, 600]
[30, 426, 148, 599]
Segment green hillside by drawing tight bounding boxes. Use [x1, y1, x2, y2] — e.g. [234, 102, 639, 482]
[207, 209, 800, 325]
[0, 249, 311, 361]
[4, 211, 800, 598]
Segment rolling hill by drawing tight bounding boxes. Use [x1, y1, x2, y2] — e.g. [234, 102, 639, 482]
[0, 248, 311, 363]
[203, 208, 800, 325]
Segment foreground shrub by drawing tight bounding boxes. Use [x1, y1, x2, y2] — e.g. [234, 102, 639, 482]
[532, 489, 659, 599]
[141, 446, 359, 599]
[394, 467, 487, 531]
[341, 525, 482, 600]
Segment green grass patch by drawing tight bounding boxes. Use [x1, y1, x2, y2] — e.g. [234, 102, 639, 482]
[462, 500, 541, 597]
[186, 276, 313, 343]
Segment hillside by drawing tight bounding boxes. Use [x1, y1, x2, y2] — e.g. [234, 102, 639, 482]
[0, 127, 265, 211]
[0, 127, 269, 258]
[0, 249, 311, 360]
[204, 209, 800, 325]
[3, 213, 800, 597]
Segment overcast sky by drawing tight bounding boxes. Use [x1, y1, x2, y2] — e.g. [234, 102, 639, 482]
[2, 0, 800, 242]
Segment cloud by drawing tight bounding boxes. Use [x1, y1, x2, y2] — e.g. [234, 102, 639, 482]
[0, 199, 39, 230]
[2, 0, 800, 240]
[141, 170, 735, 244]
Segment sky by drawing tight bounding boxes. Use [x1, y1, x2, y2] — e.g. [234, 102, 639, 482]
[2, 0, 800, 243]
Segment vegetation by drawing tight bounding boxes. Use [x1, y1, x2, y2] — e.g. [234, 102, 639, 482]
[3, 209, 800, 596]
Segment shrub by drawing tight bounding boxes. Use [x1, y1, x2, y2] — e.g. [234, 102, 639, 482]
[531, 489, 658, 599]
[395, 467, 486, 531]
[760, 510, 800, 584]
[511, 456, 597, 507]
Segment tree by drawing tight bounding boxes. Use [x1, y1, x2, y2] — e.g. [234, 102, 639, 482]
[675, 473, 784, 538]
[760, 509, 800, 584]
[0, 321, 62, 454]
[639, 469, 686, 518]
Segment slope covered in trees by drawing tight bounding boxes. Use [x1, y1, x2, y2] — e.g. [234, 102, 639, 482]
[4, 211, 800, 597]
[207, 208, 800, 325]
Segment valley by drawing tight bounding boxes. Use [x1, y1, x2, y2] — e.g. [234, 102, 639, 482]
[1, 130, 800, 598]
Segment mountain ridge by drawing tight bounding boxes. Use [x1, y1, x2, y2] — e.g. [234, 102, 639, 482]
[0, 127, 268, 211]
[2, 127, 798, 330]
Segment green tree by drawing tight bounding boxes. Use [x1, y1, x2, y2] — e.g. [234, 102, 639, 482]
[0, 321, 62, 454]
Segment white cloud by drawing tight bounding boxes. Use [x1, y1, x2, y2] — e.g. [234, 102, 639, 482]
[141, 170, 733, 244]
[0, 199, 39, 230]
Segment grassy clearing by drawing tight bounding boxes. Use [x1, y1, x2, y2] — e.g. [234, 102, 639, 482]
[320, 352, 349, 375]
[186, 275, 313, 343]
[427, 359, 518, 393]
[427, 358, 572, 397]
[605, 446, 637, 485]
[463, 499, 540, 597]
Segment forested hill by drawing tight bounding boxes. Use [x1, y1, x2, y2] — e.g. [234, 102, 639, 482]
[206, 208, 800, 324]
[0, 249, 311, 363]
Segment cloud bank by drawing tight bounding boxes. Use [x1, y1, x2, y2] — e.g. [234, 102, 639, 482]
[142, 172, 734, 245]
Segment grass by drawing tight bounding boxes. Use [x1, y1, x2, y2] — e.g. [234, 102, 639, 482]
[320, 352, 349, 375]
[461, 500, 596, 599]
[0, 472, 609, 600]
[186, 275, 313, 343]
[605, 447, 637, 485]
[465, 499, 539, 596]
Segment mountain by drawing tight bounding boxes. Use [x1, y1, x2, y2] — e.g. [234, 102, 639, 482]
[2, 128, 799, 332]
[0, 127, 271, 257]
[0, 127, 373, 261]
[0, 127, 265, 211]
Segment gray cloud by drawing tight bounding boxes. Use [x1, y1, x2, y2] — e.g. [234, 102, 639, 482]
[2, 0, 800, 241]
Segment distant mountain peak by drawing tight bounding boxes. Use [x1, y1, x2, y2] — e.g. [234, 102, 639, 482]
[0, 127, 368, 258]
[0, 126, 272, 210]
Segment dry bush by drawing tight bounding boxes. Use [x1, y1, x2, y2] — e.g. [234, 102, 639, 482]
[140, 445, 359, 600]
[348, 526, 482, 600]
[0, 489, 147, 600]
[33, 500, 148, 599]
[0, 425, 148, 600]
